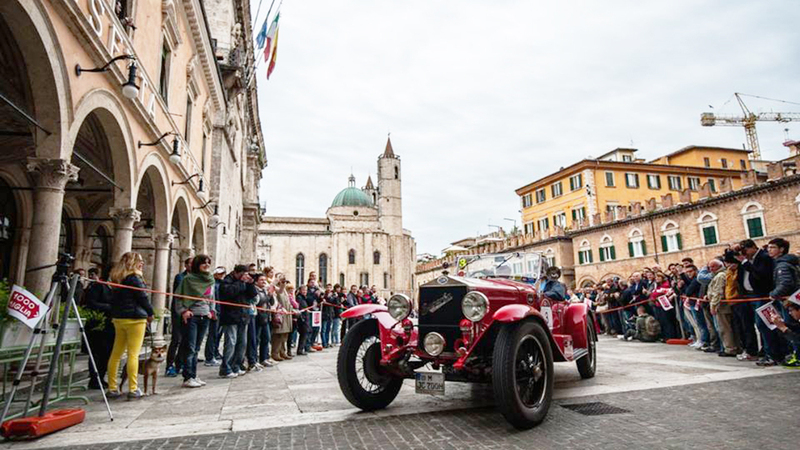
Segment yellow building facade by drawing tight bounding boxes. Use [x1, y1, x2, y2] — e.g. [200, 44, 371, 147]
[515, 146, 752, 235]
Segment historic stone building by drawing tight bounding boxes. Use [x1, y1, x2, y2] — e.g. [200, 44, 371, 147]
[0, 0, 264, 342]
[417, 159, 800, 292]
[258, 138, 416, 298]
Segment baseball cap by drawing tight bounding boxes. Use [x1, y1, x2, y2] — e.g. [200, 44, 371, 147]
[214, 266, 226, 275]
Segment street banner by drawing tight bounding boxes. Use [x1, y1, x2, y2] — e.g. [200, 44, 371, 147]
[7, 285, 49, 329]
[755, 302, 780, 331]
[311, 311, 322, 328]
[657, 295, 673, 310]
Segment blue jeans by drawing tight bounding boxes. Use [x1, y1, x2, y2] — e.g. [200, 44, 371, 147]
[692, 305, 710, 344]
[179, 316, 209, 381]
[204, 319, 219, 362]
[256, 320, 271, 362]
[321, 319, 332, 347]
[246, 315, 258, 365]
[220, 322, 247, 376]
[331, 318, 341, 345]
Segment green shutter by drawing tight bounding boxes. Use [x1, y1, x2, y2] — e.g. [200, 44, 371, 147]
[676, 233, 683, 250]
[599, 249, 605, 262]
[747, 218, 764, 238]
[642, 241, 647, 256]
[703, 226, 718, 246]
[628, 242, 634, 257]
[578, 252, 584, 265]
[589, 250, 594, 263]
[610, 246, 616, 260]
[661, 235, 668, 252]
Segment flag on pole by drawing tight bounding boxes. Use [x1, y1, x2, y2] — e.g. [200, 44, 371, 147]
[263, 12, 280, 62]
[267, 27, 280, 79]
[255, 17, 268, 49]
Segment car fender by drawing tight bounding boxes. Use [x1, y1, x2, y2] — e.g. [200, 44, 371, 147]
[341, 304, 396, 330]
[563, 302, 592, 349]
[493, 304, 545, 323]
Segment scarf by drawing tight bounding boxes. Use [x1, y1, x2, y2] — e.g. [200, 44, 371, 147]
[178, 272, 215, 299]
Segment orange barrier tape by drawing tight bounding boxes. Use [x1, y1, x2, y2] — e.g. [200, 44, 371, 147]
[81, 277, 318, 316]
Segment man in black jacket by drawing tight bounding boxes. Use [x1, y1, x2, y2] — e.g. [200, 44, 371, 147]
[84, 268, 114, 389]
[765, 238, 799, 365]
[166, 258, 192, 377]
[736, 239, 778, 365]
[218, 265, 257, 378]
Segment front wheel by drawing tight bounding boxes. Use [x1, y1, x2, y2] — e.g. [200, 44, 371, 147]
[337, 318, 403, 411]
[576, 316, 597, 379]
[492, 320, 554, 430]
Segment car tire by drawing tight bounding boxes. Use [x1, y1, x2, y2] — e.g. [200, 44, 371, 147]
[337, 318, 402, 411]
[492, 319, 554, 430]
[576, 315, 597, 379]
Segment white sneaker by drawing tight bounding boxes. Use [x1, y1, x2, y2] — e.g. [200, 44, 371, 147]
[237, 369, 246, 376]
[182, 378, 203, 388]
[617, 335, 625, 340]
[195, 377, 207, 386]
[260, 360, 274, 368]
[736, 351, 749, 361]
[252, 363, 263, 372]
[221, 372, 238, 379]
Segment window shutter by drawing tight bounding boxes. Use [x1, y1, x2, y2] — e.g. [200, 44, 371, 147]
[589, 250, 594, 263]
[610, 246, 616, 260]
[676, 233, 683, 250]
[661, 235, 668, 252]
[628, 242, 634, 257]
[578, 252, 584, 265]
[642, 241, 647, 256]
[599, 249, 605, 262]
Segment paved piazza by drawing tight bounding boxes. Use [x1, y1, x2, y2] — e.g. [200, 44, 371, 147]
[3, 336, 797, 450]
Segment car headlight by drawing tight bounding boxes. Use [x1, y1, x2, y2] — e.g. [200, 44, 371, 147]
[423, 332, 445, 356]
[462, 291, 489, 322]
[387, 294, 412, 321]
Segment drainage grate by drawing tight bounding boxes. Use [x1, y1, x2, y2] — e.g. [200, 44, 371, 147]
[560, 402, 631, 416]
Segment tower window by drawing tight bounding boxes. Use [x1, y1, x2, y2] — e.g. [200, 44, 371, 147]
[348, 249, 356, 264]
[394, 166, 399, 179]
[373, 251, 381, 265]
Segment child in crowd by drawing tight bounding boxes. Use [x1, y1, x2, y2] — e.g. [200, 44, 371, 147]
[624, 305, 661, 343]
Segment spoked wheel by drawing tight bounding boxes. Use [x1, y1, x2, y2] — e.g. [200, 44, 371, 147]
[337, 319, 403, 411]
[577, 316, 597, 379]
[493, 320, 554, 429]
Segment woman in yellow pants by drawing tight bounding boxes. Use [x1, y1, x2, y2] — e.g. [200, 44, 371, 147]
[107, 252, 154, 400]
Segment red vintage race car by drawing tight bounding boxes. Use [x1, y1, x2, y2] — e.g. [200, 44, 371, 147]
[337, 252, 597, 429]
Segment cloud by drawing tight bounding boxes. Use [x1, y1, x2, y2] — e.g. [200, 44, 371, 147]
[253, 0, 800, 255]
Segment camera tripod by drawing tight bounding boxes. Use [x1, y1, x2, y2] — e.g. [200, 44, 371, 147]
[0, 253, 113, 424]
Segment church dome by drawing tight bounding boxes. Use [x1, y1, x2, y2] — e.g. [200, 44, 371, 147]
[331, 175, 373, 207]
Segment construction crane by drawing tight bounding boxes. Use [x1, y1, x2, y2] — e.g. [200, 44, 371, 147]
[700, 93, 800, 160]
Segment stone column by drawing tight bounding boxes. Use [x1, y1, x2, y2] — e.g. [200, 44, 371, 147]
[24, 158, 79, 297]
[109, 207, 141, 263]
[151, 232, 173, 344]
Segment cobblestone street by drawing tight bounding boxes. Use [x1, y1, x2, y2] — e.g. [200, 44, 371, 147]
[2, 336, 797, 450]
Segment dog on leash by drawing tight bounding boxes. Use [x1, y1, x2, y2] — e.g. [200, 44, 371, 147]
[119, 344, 167, 395]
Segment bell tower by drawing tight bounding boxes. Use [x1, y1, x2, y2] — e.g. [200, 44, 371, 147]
[377, 136, 403, 236]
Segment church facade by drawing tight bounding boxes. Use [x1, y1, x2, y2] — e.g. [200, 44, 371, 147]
[257, 138, 417, 298]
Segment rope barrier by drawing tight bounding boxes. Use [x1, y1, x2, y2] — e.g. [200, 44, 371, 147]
[594, 293, 784, 315]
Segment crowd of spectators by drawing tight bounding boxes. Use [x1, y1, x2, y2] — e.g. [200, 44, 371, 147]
[567, 238, 800, 368]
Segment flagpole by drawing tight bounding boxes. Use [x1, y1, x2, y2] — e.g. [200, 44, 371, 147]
[248, 0, 282, 86]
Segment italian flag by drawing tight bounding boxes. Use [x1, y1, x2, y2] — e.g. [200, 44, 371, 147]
[263, 13, 280, 62]
[267, 27, 280, 80]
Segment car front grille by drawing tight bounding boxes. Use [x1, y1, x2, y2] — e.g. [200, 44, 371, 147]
[418, 286, 467, 353]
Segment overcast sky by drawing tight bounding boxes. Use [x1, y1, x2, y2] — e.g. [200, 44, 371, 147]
[251, 1, 800, 256]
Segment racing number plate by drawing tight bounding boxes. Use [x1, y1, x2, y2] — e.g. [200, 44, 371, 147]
[415, 372, 445, 395]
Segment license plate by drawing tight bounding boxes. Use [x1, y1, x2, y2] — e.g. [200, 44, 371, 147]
[415, 372, 445, 395]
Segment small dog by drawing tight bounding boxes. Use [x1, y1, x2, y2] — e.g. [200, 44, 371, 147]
[119, 344, 167, 396]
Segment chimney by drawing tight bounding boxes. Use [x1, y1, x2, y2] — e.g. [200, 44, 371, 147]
[766, 162, 784, 181]
[699, 182, 712, 200]
[784, 140, 800, 157]
[679, 188, 692, 204]
[631, 201, 642, 216]
[661, 193, 674, 208]
[720, 177, 733, 194]
[645, 198, 657, 212]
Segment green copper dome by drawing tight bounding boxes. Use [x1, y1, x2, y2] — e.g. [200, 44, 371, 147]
[331, 175, 373, 207]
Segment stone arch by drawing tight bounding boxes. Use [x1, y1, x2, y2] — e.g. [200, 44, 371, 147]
[0, 1, 70, 159]
[697, 211, 718, 223]
[61, 197, 85, 262]
[68, 89, 136, 206]
[0, 169, 33, 283]
[135, 154, 171, 234]
[628, 227, 643, 238]
[170, 188, 192, 250]
[660, 219, 679, 232]
[740, 201, 764, 214]
[192, 216, 206, 255]
[577, 276, 597, 288]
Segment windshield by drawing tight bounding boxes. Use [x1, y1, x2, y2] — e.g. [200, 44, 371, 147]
[456, 252, 544, 283]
